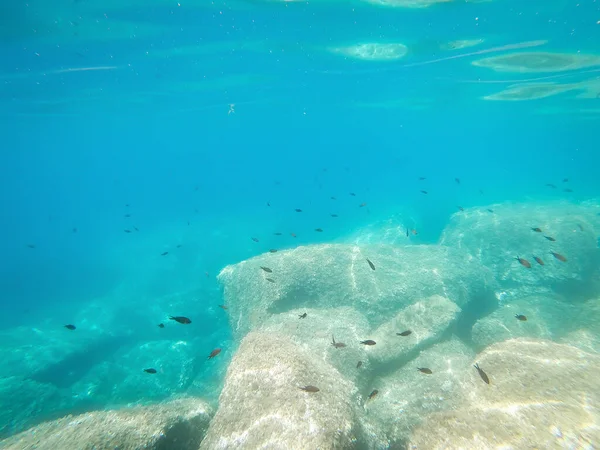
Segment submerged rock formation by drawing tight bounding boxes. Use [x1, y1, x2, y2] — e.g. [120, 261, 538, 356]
[199, 331, 359, 450]
[218, 243, 496, 339]
[409, 339, 600, 448]
[0, 398, 212, 450]
[440, 202, 600, 300]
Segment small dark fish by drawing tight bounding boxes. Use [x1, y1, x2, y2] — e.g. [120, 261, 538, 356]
[133, 226, 139, 231]
[290, 233, 297, 238]
[160, 251, 169, 256]
[366, 258, 376, 270]
[266, 278, 275, 283]
[158, 323, 165, 328]
[577, 224, 584, 231]
[330, 214, 338, 218]
[295, 209, 303, 212]
[349, 192, 356, 196]
[420, 190, 428, 194]
[332, 335, 346, 348]
[455, 178, 460, 184]
[315, 228, 323, 232]
[356, 361, 363, 369]
[457, 206, 464, 212]
[546, 183, 557, 188]
[544, 236, 556, 241]
[218, 305, 228, 310]
[397, 330, 412, 336]
[26, 244, 36, 249]
[176, 244, 182, 248]
[299, 385, 320, 393]
[208, 348, 221, 359]
[331, 196, 337, 200]
[515, 314, 527, 321]
[516, 256, 531, 268]
[564, 188, 573, 193]
[64, 324, 76, 330]
[260, 266, 273, 273]
[169, 316, 191, 324]
[360, 340, 376, 346]
[406, 228, 409, 237]
[299, 313, 307, 319]
[474, 363, 490, 384]
[124, 229, 132, 233]
[251, 237, 259, 243]
[267, 201, 271, 207]
[273, 232, 282, 236]
[551, 252, 567, 262]
[562, 178, 569, 183]
[411, 229, 418, 235]
[533, 256, 545, 266]
[269, 249, 278, 253]
[487, 209, 494, 213]
[144, 368, 157, 374]
[418, 177, 426, 181]
[368, 389, 379, 400]
[72, 228, 77, 233]
[417, 367, 432, 374]
[359, 202, 367, 207]
[531, 227, 542, 233]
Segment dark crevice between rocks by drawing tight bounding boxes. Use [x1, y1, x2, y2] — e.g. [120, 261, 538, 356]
[156, 415, 211, 450]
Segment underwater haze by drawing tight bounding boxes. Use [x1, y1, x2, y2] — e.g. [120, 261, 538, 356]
[1, 0, 600, 448]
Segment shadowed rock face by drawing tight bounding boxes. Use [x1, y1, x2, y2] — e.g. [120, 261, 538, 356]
[409, 339, 600, 448]
[439, 202, 600, 300]
[218, 243, 496, 339]
[0, 398, 212, 450]
[200, 331, 359, 450]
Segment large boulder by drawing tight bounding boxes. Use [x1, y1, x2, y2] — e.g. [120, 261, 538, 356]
[471, 294, 579, 349]
[409, 339, 600, 448]
[218, 243, 496, 339]
[439, 202, 600, 300]
[368, 295, 462, 368]
[199, 331, 359, 449]
[0, 398, 213, 450]
[260, 307, 370, 386]
[360, 337, 474, 449]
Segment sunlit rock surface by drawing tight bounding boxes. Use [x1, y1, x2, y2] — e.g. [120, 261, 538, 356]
[369, 295, 461, 367]
[0, 398, 212, 450]
[218, 243, 496, 339]
[331, 43, 408, 61]
[471, 294, 579, 349]
[361, 337, 474, 449]
[409, 339, 600, 448]
[199, 331, 359, 450]
[260, 307, 370, 386]
[345, 214, 413, 246]
[439, 202, 600, 299]
[472, 51, 600, 73]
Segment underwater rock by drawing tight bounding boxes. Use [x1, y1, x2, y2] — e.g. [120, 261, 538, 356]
[199, 331, 359, 450]
[343, 214, 413, 246]
[0, 397, 212, 450]
[260, 307, 370, 386]
[360, 337, 474, 449]
[369, 295, 461, 368]
[471, 294, 579, 350]
[439, 202, 600, 300]
[218, 243, 496, 339]
[409, 339, 600, 448]
[441, 38, 484, 51]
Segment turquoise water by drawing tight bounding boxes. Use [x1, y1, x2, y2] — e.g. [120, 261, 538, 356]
[1, 0, 599, 447]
